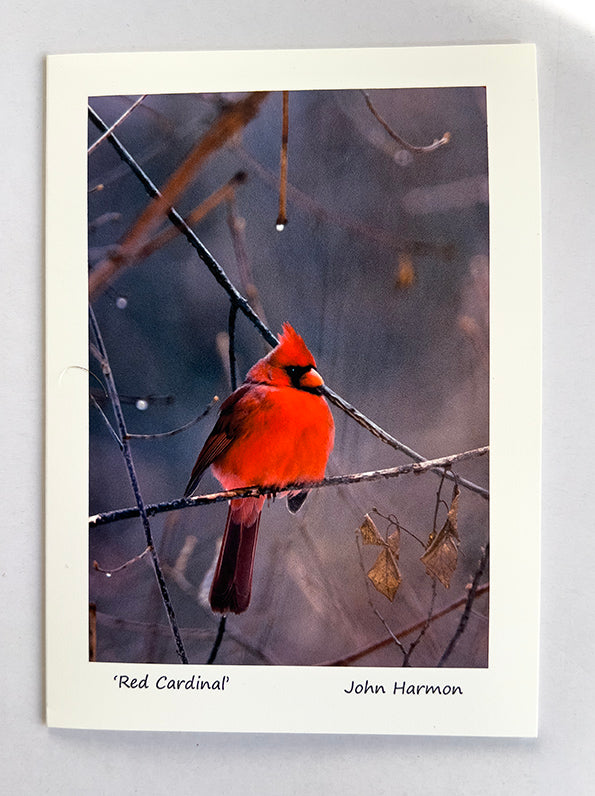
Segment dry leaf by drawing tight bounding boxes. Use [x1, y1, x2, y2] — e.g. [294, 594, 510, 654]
[368, 548, 402, 601]
[359, 514, 383, 546]
[421, 486, 461, 588]
[361, 514, 402, 599]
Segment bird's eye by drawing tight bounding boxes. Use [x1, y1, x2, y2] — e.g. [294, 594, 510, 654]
[286, 364, 311, 376]
[285, 364, 312, 386]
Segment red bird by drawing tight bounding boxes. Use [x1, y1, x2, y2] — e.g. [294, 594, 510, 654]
[184, 323, 335, 614]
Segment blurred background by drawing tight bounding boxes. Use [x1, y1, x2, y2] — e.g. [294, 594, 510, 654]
[88, 87, 489, 667]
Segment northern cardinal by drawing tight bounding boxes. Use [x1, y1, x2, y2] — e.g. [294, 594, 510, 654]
[184, 323, 335, 614]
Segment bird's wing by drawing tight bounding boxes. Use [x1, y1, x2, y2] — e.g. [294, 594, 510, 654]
[183, 384, 252, 497]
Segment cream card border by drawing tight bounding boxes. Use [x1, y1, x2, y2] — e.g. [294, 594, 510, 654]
[45, 45, 541, 735]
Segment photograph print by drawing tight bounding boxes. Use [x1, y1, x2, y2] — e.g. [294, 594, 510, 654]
[87, 85, 490, 669]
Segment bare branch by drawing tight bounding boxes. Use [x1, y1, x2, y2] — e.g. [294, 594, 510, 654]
[432, 468, 449, 535]
[316, 582, 489, 667]
[361, 90, 451, 154]
[90, 446, 488, 528]
[125, 396, 219, 441]
[93, 545, 152, 575]
[89, 393, 123, 449]
[135, 172, 247, 262]
[228, 303, 238, 392]
[276, 91, 289, 230]
[226, 193, 269, 326]
[402, 578, 437, 667]
[90, 389, 175, 409]
[207, 616, 227, 665]
[88, 94, 147, 155]
[89, 604, 97, 662]
[398, 470, 448, 665]
[437, 542, 490, 667]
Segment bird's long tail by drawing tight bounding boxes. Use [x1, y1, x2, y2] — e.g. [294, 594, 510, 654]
[209, 496, 264, 614]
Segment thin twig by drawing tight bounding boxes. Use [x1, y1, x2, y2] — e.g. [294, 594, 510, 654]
[207, 616, 227, 665]
[399, 470, 449, 665]
[432, 468, 449, 536]
[361, 90, 451, 154]
[228, 303, 238, 392]
[68, 363, 120, 447]
[124, 396, 219, 440]
[226, 193, 269, 327]
[89, 393, 123, 449]
[372, 508, 426, 548]
[90, 389, 175, 408]
[89, 446, 489, 528]
[88, 94, 147, 156]
[205, 299, 241, 663]
[437, 542, 490, 667]
[316, 582, 489, 666]
[276, 91, 289, 230]
[135, 172, 247, 262]
[88, 305, 188, 664]
[402, 578, 437, 667]
[88, 105, 488, 501]
[93, 545, 152, 575]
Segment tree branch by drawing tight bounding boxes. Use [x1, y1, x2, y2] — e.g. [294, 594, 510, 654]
[437, 541, 490, 667]
[90, 446, 488, 528]
[207, 616, 227, 665]
[93, 545, 152, 575]
[317, 582, 489, 667]
[88, 94, 147, 156]
[124, 396, 219, 441]
[276, 90, 289, 230]
[361, 90, 451, 154]
[134, 172, 247, 262]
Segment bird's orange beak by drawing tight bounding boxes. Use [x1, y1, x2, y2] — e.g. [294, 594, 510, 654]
[300, 367, 324, 390]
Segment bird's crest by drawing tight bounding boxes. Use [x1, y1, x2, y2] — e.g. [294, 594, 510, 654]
[245, 323, 317, 384]
[273, 323, 316, 367]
